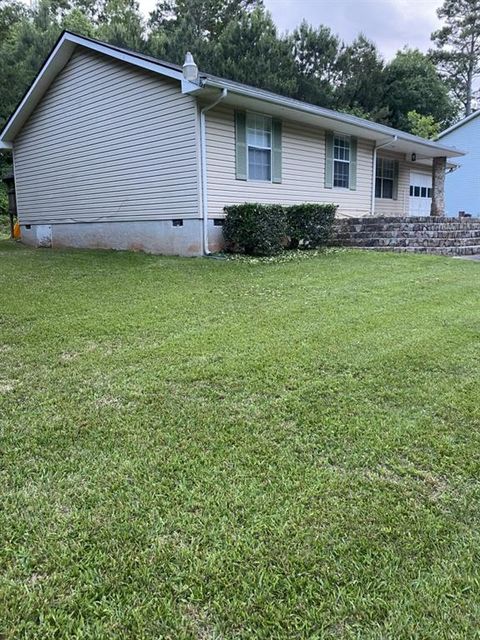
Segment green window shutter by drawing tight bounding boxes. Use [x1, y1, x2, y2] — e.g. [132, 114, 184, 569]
[325, 131, 334, 189]
[349, 136, 357, 190]
[272, 118, 282, 183]
[392, 160, 400, 200]
[235, 111, 247, 181]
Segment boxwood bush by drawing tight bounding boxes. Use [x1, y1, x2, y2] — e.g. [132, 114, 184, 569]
[223, 203, 287, 256]
[223, 202, 337, 255]
[285, 203, 337, 249]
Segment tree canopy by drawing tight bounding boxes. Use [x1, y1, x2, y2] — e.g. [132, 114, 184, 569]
[0, 0, 466, 138]
[431, 0, 480, 117]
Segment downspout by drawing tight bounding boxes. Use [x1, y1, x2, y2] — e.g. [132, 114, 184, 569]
[200, 88, 227, 254]
[370, 135, 398, 216]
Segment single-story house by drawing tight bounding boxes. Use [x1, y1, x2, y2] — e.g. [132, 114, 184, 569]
[437, 111, 480, 218]
[0, 31, 464, 256]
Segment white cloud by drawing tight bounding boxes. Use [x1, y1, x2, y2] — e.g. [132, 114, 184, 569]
[137, 0, 444, 60]
[263, 0, 443, 59]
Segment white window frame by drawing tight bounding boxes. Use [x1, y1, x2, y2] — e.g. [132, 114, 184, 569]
[246, 112, 273, 182]
[333, 134, 351, 189]
[375, 157, 395, 199]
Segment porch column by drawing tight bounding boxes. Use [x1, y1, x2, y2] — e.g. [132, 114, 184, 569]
[430, 156, 447, 217]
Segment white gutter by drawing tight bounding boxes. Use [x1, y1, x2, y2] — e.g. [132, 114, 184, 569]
[370, 135, 397, 216]
[199, 88, 227, 255]
[201, 78, 464, 158]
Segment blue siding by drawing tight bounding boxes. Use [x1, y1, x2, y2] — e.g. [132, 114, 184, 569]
[440, 114, 480, 217]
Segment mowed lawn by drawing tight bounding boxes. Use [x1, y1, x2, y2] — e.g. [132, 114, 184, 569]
[1, 239, 480, 639]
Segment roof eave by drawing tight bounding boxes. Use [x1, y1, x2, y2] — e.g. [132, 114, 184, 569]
[200, 78, 464, 158]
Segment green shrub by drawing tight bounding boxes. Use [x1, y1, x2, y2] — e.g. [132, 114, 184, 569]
[285, 203, 337, 249]
[223, 203, 287, 256]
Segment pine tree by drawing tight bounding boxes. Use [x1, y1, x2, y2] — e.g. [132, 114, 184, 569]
[431, 0, 480, 116]
[288, 21, 340, 107]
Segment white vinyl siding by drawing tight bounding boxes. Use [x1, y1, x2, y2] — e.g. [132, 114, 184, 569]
[205, 104, 374, 217]
[13, 49, 199, 224]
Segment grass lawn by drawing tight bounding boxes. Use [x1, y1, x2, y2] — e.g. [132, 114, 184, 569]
[1, 239, 480, 639]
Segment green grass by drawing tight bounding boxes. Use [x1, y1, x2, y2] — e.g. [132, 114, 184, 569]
[1, 240, 480, 639]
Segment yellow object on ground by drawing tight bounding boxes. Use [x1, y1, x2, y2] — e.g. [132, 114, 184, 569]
[13, 221, 21, 239]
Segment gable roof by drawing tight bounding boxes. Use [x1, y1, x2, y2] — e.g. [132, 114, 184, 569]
[0, 30, 465, 162]
[0, 31, 184, 146]
[437, 110, 480, 139]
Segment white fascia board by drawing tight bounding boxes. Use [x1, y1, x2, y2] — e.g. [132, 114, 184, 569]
[0, 32, 184, 144]
[65, 33, 183, 82]
[0, 141, 12, 149]
[181, 79, 203, 94]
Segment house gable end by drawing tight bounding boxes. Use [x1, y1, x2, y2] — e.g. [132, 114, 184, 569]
[13, 47, 200, 225]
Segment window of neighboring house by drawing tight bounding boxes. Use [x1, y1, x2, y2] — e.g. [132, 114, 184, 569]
[333, 135, 350, 188]
[375, 157, 395, 199]
[247, 113, 272, 181]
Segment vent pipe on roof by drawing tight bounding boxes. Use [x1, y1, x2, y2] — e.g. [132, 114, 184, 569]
[183, 52, 198, 82]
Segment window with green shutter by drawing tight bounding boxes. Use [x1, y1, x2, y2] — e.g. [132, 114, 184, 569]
[235, 111, 282, 183]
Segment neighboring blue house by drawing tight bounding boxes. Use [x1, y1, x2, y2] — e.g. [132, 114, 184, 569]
[438, 111, 480, 218]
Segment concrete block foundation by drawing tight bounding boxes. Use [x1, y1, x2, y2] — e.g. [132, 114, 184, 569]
[19, 219, 227, 257]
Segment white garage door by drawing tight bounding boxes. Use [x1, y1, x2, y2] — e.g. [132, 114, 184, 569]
[409, 172, 432, 216]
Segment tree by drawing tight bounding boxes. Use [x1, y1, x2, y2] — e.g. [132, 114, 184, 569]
[147, 0, 261, 65]
[431, 0, 480, 116]
[211, 8, 296, 95]
[288, 21, 340, 107]
[0, 0, 27, 42]
[97, 0, 145, 50]
[335, 34, 388, 121]
[406, 110, 441, 138]
[383, 48, 456, 132]
[0, 1, 62, 128]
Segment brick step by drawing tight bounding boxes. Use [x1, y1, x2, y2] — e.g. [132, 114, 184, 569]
[336, 216, 480, 225]
[334, 229, 480, 241]
[349, 245, 480, 256]
[331, 237, 480, 248]
[334, 223, 480, 233]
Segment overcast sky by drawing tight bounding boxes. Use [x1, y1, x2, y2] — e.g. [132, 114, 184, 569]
[138, 0, 444, 61]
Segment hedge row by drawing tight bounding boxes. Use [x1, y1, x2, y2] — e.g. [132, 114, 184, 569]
[223, 202, 337, 256]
